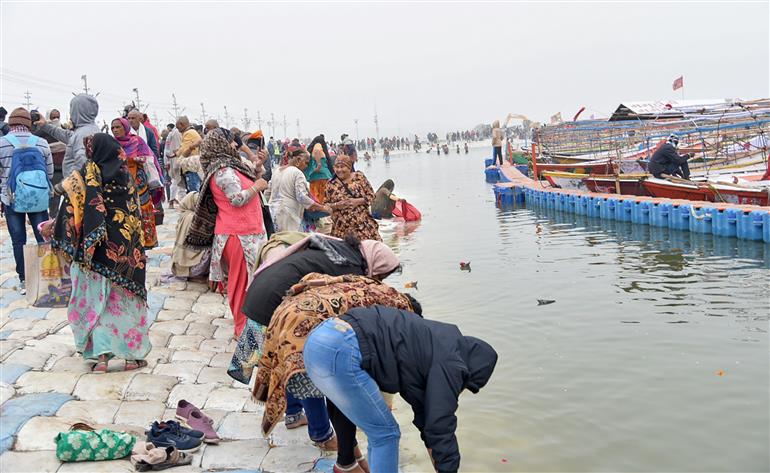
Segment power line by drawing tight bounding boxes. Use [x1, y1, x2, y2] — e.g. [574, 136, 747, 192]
[256, 110, 262, 131]
[81, 74, 89, 94]
[223, 106, 231, 129]
[24, 90, 32, 109]
[242, 108, 251, 131]
[200, 103, 207, 125]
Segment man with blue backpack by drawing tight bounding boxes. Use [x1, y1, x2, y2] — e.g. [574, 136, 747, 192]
[0, 108, 53, 295]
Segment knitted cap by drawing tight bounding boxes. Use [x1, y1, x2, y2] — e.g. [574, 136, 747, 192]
[8, 107, 31, 129]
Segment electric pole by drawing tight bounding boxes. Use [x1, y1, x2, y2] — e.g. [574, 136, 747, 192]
[256, 111, 262, 131]
[282, 115, 287, 138]
[373, 108, 380, 140]
[354, 118, 359, 142]
[81, 75, 89, 94]
[296, 118, 301, 140]
[200, 103, 207, 125]
[132, 88, 142, 111]
[242, 108, 251, 131]
[153, 112, 159, 126]
[270, 113, 275, 137]
[223, 106, 231, 129]
[170, 94, 184, 120]
[23, 90, 32, 109]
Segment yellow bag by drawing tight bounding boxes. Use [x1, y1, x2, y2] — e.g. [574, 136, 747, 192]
[24, 243, 72, 307]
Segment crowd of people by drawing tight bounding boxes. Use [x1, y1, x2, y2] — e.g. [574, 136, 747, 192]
[0, 96, 498, 473]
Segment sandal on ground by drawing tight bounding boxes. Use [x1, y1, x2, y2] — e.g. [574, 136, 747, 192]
[354, 446, 370, 473]
[135, 446, 192, 471]
[125, 360, 149, 371]
[91, 354, 114, 373]
[315, 434, 338, 452]
[333, 462, 365, 473]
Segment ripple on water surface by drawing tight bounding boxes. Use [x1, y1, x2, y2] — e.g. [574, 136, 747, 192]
[364, 149, 768, 472]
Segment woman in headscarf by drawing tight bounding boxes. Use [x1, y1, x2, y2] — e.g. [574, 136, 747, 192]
[184, 128, 268, 337]
[370, 179, 397, 219]
[170, 191, 209, 279]
[325, 155, 381, 241]
[110, 117, 158, 248]
[49, 133, 150, 373]
[305, 138, 333, 203]
[265, 148, 329, 233]
[254, 273, 420, 473]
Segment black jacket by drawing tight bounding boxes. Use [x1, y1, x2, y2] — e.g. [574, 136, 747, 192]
[648, 143, 687, 176]
[241, 237, 366, 326]
[341, 306, 498, 473]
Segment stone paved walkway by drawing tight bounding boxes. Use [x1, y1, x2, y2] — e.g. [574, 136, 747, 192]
[0, 209, 430, 472]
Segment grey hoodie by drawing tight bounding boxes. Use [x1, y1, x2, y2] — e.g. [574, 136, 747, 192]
[40, 94, 100, 177]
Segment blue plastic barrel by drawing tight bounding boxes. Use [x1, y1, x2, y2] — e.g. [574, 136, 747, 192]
[712, 208, 738, 237]
[586, 196, 602, 218]
[545, 192, 556, 209]
[736, 210, 764, 241]
[764, 212, 770, 243]
[513, 186, 526, 204]
[484, 158, 494, 167]
[599, 197, 617, 220]
[485, 168, 499, 183]
[566, 194, 577, 212]
[650, 202, 671, 227]
[669, 204, 690, 231]
[515, 165, 529, 177]
[575, 195, 588, 215]
[689, 205, 713, 234]
[616, 199, 634, 222]
[631, 201, 652, 225]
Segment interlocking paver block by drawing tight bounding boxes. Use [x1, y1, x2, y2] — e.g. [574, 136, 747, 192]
[57, 459, 135, 472]
[113, 400, 166, 427]
[203, 386, 250, 411]
[15, 371, 82, 395]
[217, 412, 263, 440]
[56, 399, 122, 424]
[124, 373, 179, 402]
[261, 445, 322, 473]
[150, 320, 190, 334]
[209, 353, 233, 368]
[156, 310, 188, 322]
[164, 297, 194, 311]
[14, 414, 77, 451]
[3, 350, 51, 370]
[197, 366, 234, 385]
[167, 334, 205, 350]
[9, 308, 51, 320]
[166, 382, 217, 409]
[153, 361, 205, 383]
[185, 322, 217, 338]
[0, 450, 61, 473]
[191, 302, 226, 317]
[72, 371, 138, 401]
[172, 350, 215, 364]
[0, 363, 31, 384]
[200, 439, 270, 471]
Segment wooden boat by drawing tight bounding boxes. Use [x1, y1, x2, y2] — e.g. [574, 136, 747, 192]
[542, 171, 589, 190]
[536, 161, 615, 175]
[642, 178, 769, 205]
[583, 174, 651, 196]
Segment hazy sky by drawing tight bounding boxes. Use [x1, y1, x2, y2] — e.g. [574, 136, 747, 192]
[1, 1, 768, 139]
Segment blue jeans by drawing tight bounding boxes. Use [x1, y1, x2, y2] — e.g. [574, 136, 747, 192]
[2, 204, 48, 282]
[305, 319, 400, 473]
[184, 172, 201, 193]
[285, 390, 333, 443]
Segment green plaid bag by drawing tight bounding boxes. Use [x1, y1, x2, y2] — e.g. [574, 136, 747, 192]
[54, 423, 135, 462]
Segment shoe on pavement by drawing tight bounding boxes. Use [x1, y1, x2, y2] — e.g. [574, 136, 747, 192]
[185, 410, 220, 444]
[285, 412, 308, 429]
[18, 280, 26, 296]
[146, 422, 202, 453]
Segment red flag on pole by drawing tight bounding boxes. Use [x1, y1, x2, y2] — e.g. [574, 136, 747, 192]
[672, 75, 683, 91]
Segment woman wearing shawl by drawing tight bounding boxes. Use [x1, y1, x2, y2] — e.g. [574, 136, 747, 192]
[254, 273, 419, 473]
[111, 117, 158, 248]
[305, 137, 333, 203]
[49, 134, 150, 373]
[266, 148, 329, 233]
[170, 191, 209, 279]
[325, 155, 381, 241]
[184, 128, 268, 337]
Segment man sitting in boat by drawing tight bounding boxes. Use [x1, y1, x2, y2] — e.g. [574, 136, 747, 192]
[648, 134, 693, 180]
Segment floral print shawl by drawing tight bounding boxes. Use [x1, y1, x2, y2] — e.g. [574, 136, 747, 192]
[52, 134, 147, 300]
[253, 273, 413, 436]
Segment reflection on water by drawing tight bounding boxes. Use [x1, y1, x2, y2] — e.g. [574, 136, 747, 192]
[366, 148, 769, 472]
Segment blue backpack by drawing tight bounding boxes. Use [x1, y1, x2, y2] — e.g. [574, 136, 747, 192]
[5, 134, 51, 213]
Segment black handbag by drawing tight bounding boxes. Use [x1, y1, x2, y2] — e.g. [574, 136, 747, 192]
[260, 192, 275, 237]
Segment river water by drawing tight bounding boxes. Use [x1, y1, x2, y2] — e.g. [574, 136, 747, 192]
[358, 144, 769, 472]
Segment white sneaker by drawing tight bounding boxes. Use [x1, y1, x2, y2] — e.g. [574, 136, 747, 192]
[19, 280, 26, 296]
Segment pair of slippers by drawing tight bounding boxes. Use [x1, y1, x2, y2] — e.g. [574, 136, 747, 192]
[131, 441, 192, 471]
